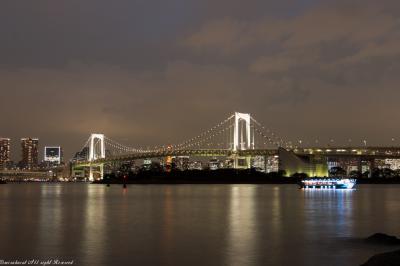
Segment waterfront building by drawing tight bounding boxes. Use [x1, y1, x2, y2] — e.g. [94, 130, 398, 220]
[44, 146, 63, 165]
[209, 158, 223, 170]
[384, 159, 400, 170]
[0, 138, 11, 170]
[188, 161, 203, 170]
[172, 156, 190, 170]
[251, 155, 265, 172]
[143, 158, 152, 170]
[266, 155, 279, 173]
[20, 138, 39, 169]
[278, 148, 328, 177]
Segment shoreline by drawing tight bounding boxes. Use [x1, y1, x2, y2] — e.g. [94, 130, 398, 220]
[4, 179, 400, 185]
[94, 176, 400, 185]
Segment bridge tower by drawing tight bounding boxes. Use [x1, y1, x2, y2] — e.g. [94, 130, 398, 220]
[233, 112, 254, 151]
[88, 133, 105, 181]
[232, 112, 254, 168]
[88, 133, 105, 161]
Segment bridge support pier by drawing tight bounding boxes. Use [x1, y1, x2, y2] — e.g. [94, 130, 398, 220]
[89, 166, 94, 182]
[232, 155, 251, 169]
[88, 164, 104, 181]
[100, 164, 104, 180]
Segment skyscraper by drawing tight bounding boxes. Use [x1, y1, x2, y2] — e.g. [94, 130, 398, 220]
[21, 138, 39, 169]
[0, 138, 11, 170]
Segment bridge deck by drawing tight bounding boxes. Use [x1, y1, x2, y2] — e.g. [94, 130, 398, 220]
[72, 147, 400, 166]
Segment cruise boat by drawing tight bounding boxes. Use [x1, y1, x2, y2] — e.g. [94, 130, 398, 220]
[300, 178, 356, 189]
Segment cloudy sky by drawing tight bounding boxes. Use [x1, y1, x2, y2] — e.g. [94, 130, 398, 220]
[1, 0, 400, 160]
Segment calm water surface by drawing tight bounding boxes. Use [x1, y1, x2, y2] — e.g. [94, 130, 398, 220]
[0, 183, 400, 266]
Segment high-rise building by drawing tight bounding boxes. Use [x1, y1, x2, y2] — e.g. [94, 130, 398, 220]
[44, 146, 63, 165]
[21, 138, 39, 169]
[0, 138, 11, 170]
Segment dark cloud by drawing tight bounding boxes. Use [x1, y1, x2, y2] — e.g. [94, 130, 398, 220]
[1, 0, 400, 160]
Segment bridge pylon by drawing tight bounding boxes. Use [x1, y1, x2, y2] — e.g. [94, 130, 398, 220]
[88, 133, 105, 161]
[233, 112, 253, 151]
[232, 112, 254, 168]
[88, 133, 106, 181]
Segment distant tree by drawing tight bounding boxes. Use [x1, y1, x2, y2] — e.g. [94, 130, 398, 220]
[371, 168, 383, 178]
[362, 170, 370, 178]
[395, 169, 400, 177]
[278, 170, 287, 177]
[372, 168, 396, 178]
[329, 167, 346, 177]
[383, 168, 395, 178]
[349, 170, 362, 178]
[291, 172, 308, 179]
[150, 162, 163, 173]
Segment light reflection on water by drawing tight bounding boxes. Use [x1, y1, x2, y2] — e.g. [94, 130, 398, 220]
[81, 185, 107, 266]
[227, 186, 256, 266]
[0, 184, 400, 266]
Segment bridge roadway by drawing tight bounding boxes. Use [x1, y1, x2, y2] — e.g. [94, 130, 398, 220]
[75, 149, 278, 166]
[74, 146, 400, 166]
[294, 146, 400, 159]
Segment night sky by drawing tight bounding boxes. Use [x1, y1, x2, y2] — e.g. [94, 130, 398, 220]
[1, 0, 400, 160]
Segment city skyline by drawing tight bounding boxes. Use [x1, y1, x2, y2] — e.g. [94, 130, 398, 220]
[3, 112, 400, 162]
[0, 137, 64, 166]
[1, 0, 400, 160]
[1, 2, 400, 265]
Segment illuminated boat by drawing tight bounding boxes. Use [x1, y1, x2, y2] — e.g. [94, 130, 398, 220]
[300, 178, 356, 189]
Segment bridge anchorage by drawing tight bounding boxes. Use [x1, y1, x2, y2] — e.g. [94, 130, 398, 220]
[72, 112, 289, 180]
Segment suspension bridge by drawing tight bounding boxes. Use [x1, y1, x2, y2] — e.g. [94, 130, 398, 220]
[71, 112, 400, 180]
